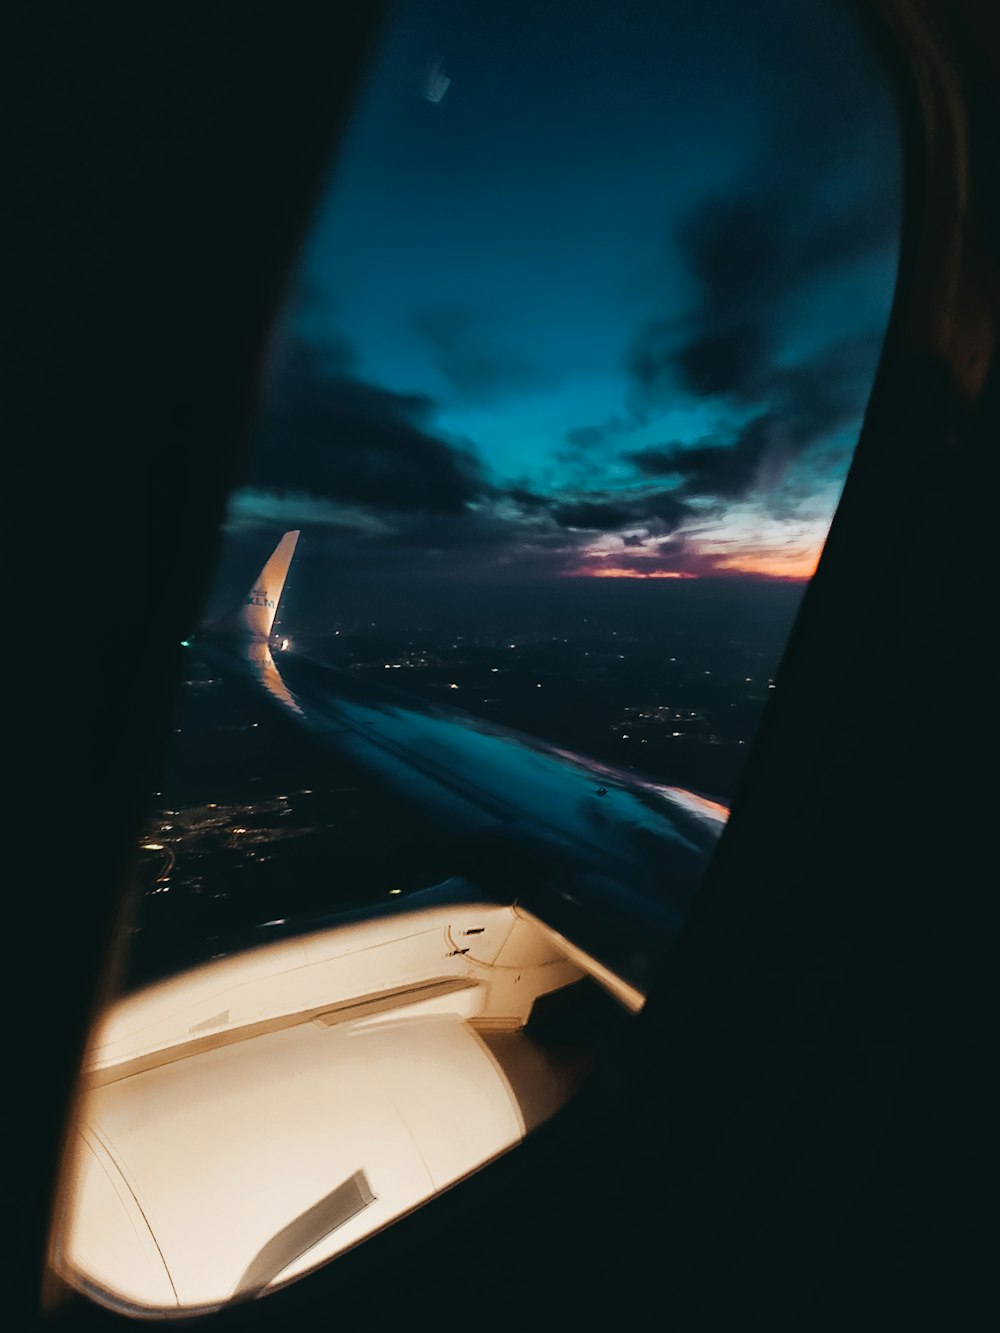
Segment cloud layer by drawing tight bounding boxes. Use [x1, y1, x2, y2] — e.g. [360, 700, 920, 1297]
[224, 0, 900, 593]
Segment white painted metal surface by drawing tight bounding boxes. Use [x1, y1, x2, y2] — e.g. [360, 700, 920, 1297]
[55, 902, 614, 1316]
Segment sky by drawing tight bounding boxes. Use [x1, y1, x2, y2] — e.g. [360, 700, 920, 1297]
[214, 0, 901, 626]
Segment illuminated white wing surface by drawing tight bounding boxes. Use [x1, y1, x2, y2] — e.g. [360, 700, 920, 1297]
[59, 903, 613, 1314]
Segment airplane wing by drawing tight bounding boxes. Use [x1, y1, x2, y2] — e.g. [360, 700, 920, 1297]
[52, 532, 728, 1316]
[195, 531, 728, 998]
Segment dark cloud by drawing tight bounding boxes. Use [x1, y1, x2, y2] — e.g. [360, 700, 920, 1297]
[629, 445, 680, 479]
[501, 483, 692, 535]
[412, 305, 550, 402]
[249, 338, 486, 514]
[679, 199, 781, 326]
[564, 425, 607, 449]
[629, 490, 698, 533]
[672, 323, 765, 401]
[375, 508, 548, 555]
[630, 329, 885, 504]
[506, 485, 549, 511]
[562, 529, 701, 578]
[562, 412, 640, 451]
[657, 534, 691, 558]
[632, 415, 790, 500]
[264, 502, 595, 594]
[551, 499, 638, 531]
[628, 167, 896, 408]
[550, 489, 692, 533]
[626, 195, 783, 404]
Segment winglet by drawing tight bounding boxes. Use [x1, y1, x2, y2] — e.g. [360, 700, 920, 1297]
[231, 531, 300, 640]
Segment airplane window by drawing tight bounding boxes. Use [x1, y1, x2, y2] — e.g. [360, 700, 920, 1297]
[51, 0, 900, 1317]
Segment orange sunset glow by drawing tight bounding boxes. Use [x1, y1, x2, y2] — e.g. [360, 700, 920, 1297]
[711, 544, 823, 580]
[568, 567, 698, 580]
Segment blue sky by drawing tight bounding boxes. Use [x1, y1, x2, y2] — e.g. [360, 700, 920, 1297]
[223, 0, 900, 598]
